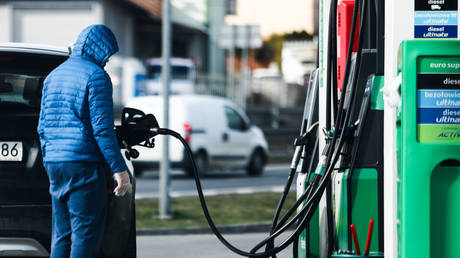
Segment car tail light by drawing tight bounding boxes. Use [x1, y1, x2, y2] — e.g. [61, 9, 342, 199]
[184, 123, 192, 143]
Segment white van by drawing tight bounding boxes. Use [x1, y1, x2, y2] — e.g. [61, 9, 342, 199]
[126, 95, 269, 176]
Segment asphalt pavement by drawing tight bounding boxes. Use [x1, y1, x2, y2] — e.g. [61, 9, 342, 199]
[135, 163, 294, 199]
[137, 232, 294, 258]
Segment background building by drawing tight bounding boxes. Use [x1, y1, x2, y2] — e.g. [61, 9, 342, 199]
[0, 0, 226, 76]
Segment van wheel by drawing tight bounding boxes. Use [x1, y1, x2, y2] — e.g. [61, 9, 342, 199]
[186, 151, 208, 177]
[246, 149, 266, 176]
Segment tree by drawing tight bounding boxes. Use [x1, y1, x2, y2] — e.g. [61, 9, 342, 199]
[254, 30, 313, 70]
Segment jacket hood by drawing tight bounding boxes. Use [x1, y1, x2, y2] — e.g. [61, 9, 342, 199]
[72, 24, 119, 67]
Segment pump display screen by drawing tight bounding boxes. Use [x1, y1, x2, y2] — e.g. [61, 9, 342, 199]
[417, 57, 460, 143]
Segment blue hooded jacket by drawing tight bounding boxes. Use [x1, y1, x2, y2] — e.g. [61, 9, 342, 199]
[38, 25, 127, 173]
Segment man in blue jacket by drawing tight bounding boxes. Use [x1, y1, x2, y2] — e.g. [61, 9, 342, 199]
[38, 24, 130, 258]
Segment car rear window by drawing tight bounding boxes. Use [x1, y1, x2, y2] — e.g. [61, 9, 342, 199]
[0, 73, 43, 106]
[0, 52, 67, 109]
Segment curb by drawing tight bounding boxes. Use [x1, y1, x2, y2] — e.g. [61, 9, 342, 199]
[135, 186, 290, 199]
[136, 223, 274, 236]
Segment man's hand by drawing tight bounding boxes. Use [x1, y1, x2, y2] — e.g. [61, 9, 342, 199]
[113, 171, 132, 196]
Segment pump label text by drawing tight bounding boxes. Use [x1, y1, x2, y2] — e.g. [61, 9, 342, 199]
[415, 25, 457, 38]
[416, 0, 457, 11]
[415, 0, 458, 39]
[417, 125, 460, 142]
[418, 108, 460, 124]
[418, 74, 460, 89]
[415, 11, 458, 25]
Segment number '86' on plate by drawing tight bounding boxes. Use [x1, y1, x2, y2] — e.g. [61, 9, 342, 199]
[0, 142, 23, 161]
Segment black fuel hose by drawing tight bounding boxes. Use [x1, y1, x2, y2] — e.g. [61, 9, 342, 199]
[250, 126, 348, 254]
[153, 128, 322, 257]
[250, 138, 346, 254]
[341, 0, 368, 132]
[153, 127, 347, 257]
[264, 166, 297, 257]
[329, 0, 361, 146]
[266, 120, 319, 257]
[250, 175, 321, 254]
[271, 167, 297, 231]
[292, 138, 318, 257]
[305, 139, 319, 190]
[325, 0, 339, 254]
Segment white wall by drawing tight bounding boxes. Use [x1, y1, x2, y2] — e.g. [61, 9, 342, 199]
[12, 2, 102, 47]
[102, 0, 134, 56]
[0, 4, 13, 42]
[8, 1, 133, 56]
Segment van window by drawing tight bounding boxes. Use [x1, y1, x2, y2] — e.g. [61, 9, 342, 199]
[225, 106, 247, 131]
[147, 65, 191, 80]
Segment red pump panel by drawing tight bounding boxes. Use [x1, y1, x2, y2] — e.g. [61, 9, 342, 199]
[337, 0, 359, 91]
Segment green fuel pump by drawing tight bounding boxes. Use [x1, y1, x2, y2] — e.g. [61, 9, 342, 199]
[397, 40, 460, 258]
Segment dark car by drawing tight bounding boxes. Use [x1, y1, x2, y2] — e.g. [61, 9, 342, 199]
[0, 43, 136, 257]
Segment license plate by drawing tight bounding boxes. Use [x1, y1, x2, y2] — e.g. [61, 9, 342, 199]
[0, 142, 23, 161]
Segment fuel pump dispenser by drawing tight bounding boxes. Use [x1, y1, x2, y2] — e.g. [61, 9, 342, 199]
[397, 40, 460, 258]
[308, 0, 386, 257]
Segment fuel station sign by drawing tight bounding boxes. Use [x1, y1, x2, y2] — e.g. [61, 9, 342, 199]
[417, 57, 460, 142]
[414, 0, 458, 39]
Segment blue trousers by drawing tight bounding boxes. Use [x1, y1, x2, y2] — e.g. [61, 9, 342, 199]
[45, 162, 107, 258]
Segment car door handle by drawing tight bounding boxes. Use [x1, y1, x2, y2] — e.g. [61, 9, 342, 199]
[222, 132, 229, 142]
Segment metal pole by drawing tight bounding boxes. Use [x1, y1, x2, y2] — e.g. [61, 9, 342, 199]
[241, 25, 249, 110]
[228, 25, 236, 100]
[160, 0, 171, 219]
[227, 47, 235, 99]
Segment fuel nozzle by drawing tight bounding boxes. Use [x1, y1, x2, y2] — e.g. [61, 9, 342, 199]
[291, 122, 319, 170]
[116, 108, 160, 159]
